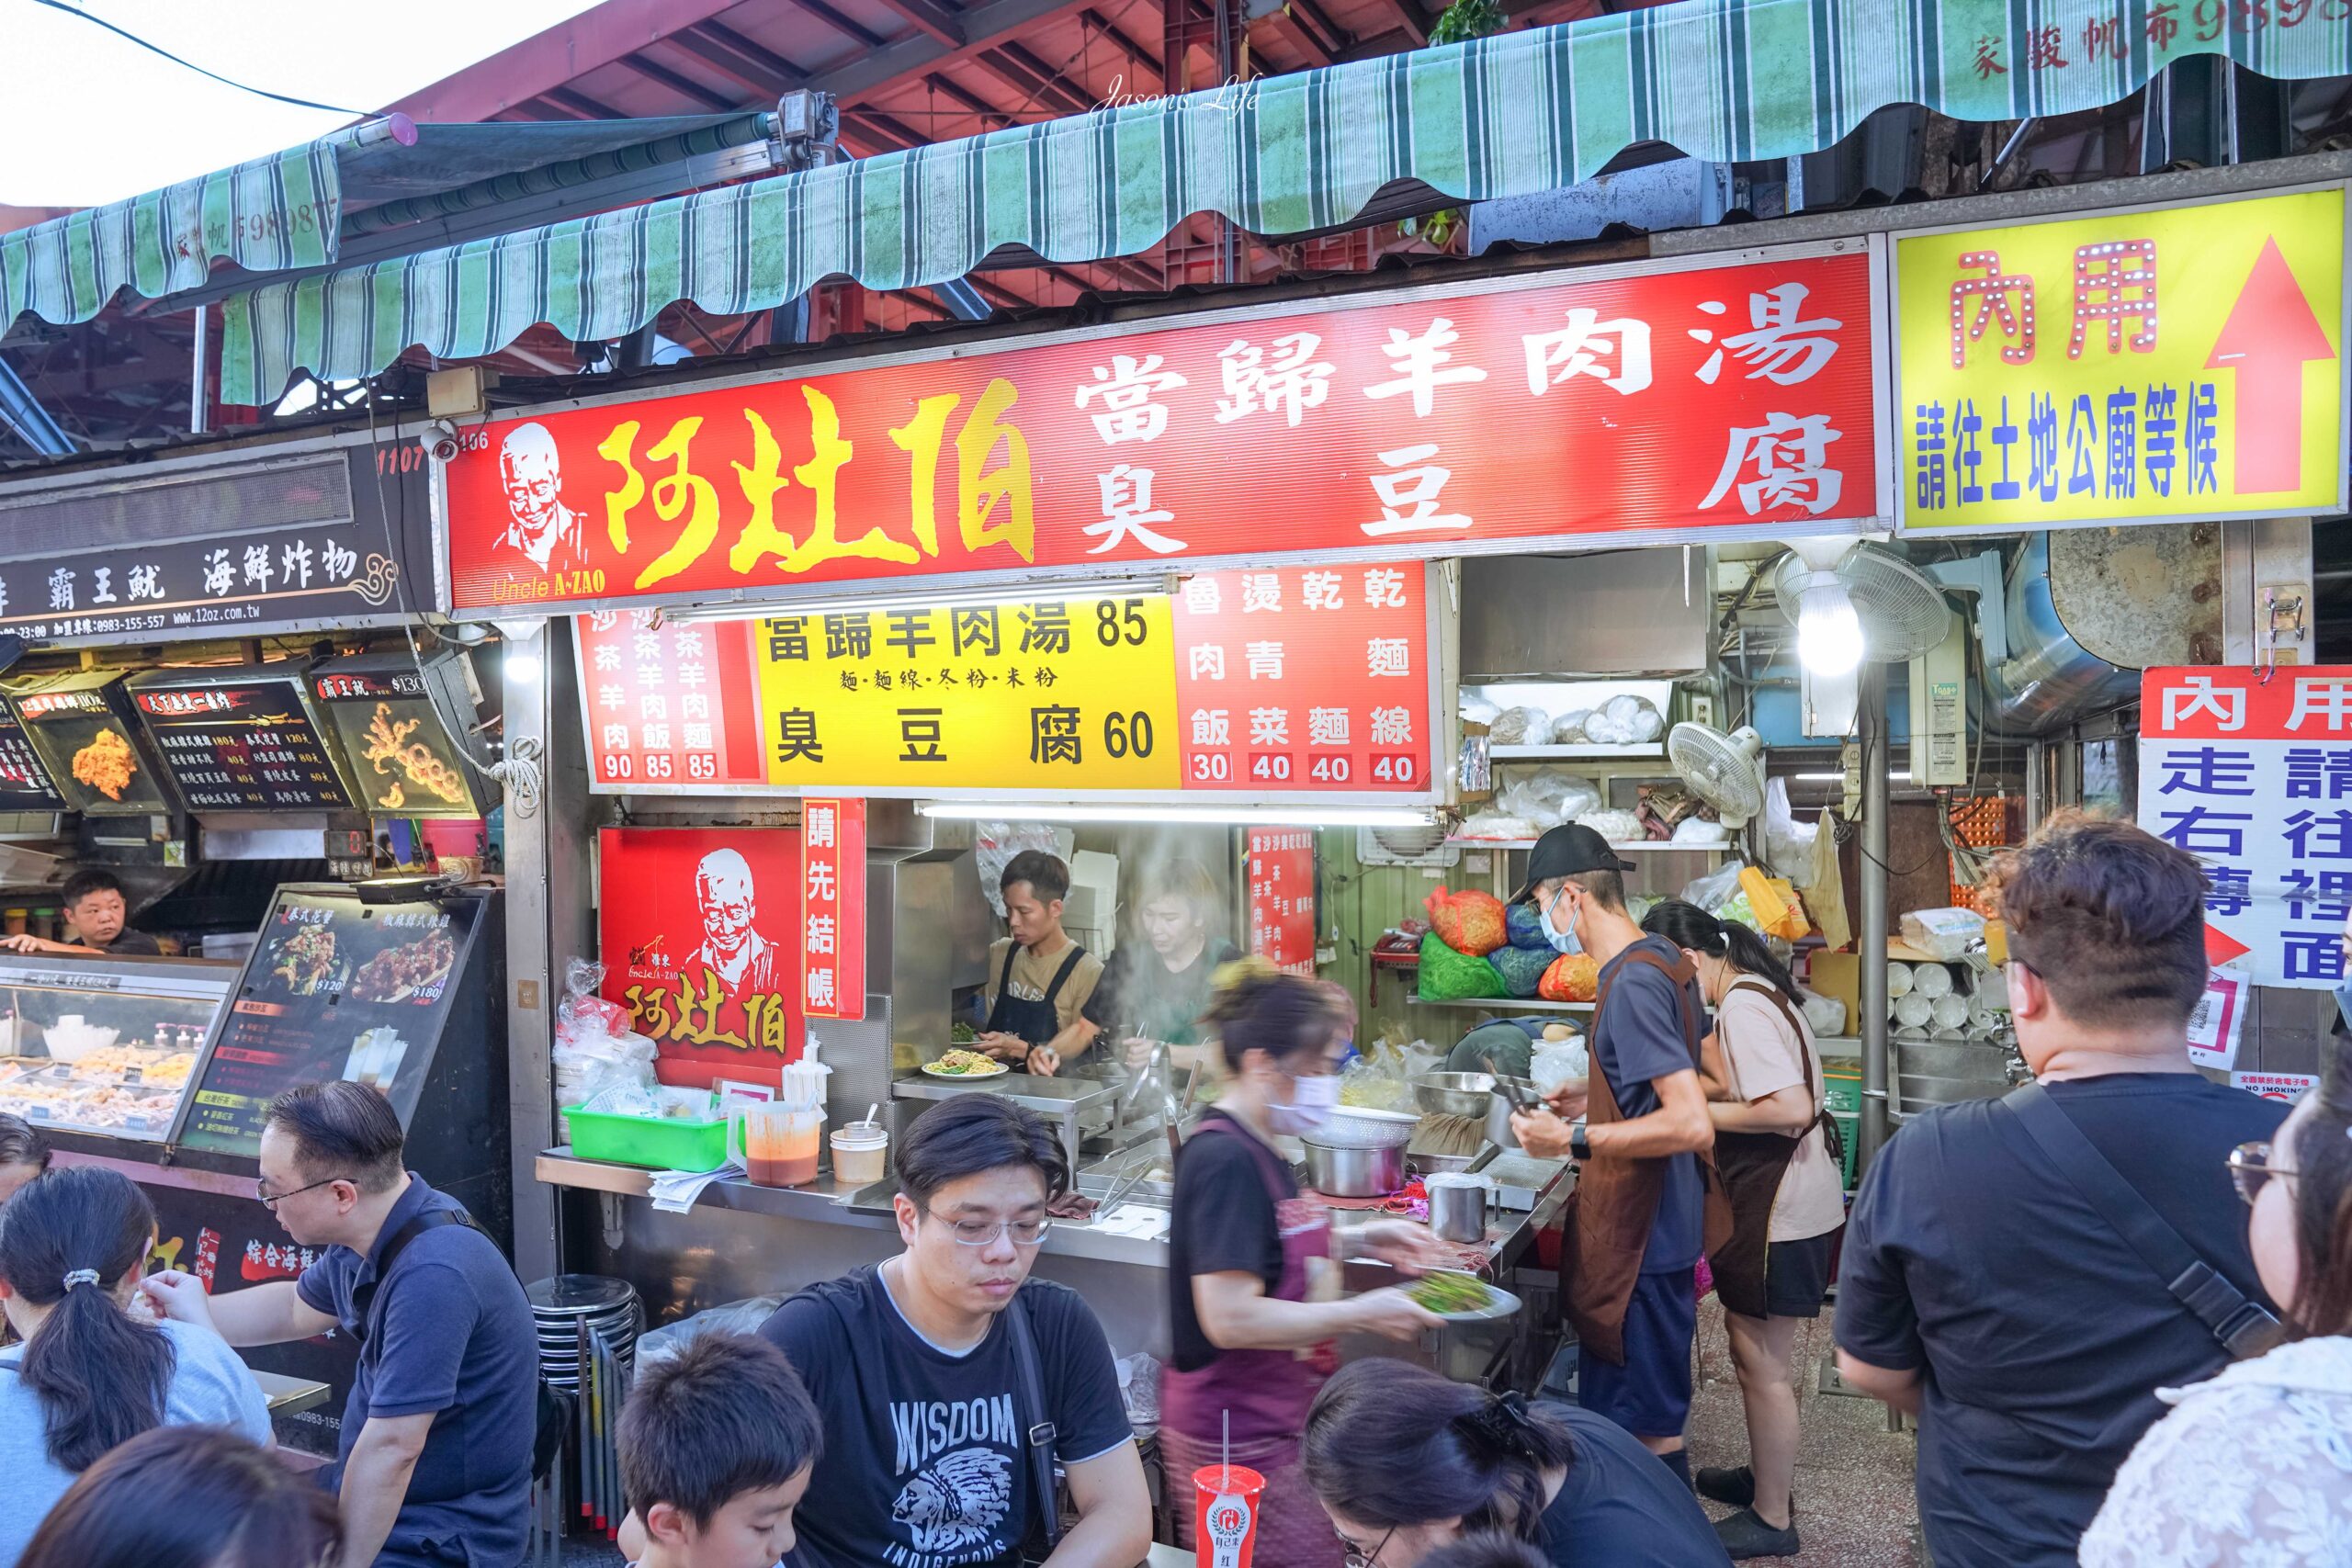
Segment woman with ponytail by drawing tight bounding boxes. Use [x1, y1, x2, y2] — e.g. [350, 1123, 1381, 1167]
[0, 1165, 270, 1567]
[1639, 900, 1845, 1561]
[1301, 1359, 1729, 1566]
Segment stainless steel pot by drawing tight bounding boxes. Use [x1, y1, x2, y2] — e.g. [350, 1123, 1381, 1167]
[1301, 1138, 1406, 1197]
[1486, 1077, 1536, 1151]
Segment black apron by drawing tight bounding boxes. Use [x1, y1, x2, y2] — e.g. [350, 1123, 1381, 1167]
[987, 942, 1089, 1049]
[1706, 977, 1842, 1319]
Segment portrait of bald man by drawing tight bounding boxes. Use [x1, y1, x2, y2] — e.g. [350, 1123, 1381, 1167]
[692, 847, 778, 992]
[497, 422, 582, 570]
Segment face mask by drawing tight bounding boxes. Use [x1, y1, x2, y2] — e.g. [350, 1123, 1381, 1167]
[1539, 888, 1582, 955]
[1267, 1070, 1340, 1134]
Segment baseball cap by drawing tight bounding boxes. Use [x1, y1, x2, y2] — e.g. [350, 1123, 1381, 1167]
[1507, 823, 1637, 905]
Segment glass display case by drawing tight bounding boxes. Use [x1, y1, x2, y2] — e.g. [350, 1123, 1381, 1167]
[0, 954, 236, 1142]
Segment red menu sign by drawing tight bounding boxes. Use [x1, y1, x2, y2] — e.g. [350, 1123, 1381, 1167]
[572, 611, 767, 792]
[598, 827, 807, 1089]
[445, 247, 1882, 613]
[1171, 561, 1430, 793]
[1247, 829, 1317, 976]
[798, 797, 865, 1021]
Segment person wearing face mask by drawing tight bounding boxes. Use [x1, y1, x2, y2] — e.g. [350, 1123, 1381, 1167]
[1504, 826, 1727, 1483]
[2078, 1034, 2352, 1564]
[1162, 964, 1452, 1563]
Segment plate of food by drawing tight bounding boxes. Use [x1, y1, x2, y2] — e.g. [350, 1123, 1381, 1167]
[1406, 1269, 1523, 1324]
[267, 926, 345, 997]
[349, 930, 458, 1004]
[922, 1048, 1008, 1078]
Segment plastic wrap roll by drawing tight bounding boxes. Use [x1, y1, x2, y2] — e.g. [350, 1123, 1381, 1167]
[1886, 963, 1914, 998]
[1894, 992, 1935, 1029]
[1912, 964, 1953, 998]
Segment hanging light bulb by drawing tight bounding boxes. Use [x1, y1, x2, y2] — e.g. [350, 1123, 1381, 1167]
[1795, 576, 1864, 675]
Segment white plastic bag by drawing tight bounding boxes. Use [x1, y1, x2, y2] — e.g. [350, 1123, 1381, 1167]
[1530, 1037, 1589, 1092]
[1799, 990, 1848, 1039]
[553, 957, 658, 1116]
[1496, 770, 1602, 828]
[1679, 860, 1747, 914]
[1459, 691, 1502, 727]
[1549, 711, 1591, 744]
[1488, 705, 1551, 745]
[1762, 776, 1817, 879]
[1457, 810, 1543, 840]
[1573, 808, 1644, 844]
[1901, 907, 1986, 962]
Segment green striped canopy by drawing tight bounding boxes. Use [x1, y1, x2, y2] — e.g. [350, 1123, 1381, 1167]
[3, 140, 340, 331]
[220, 0, 2352, 404]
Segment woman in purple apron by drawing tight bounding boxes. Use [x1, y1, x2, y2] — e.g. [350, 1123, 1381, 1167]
[1161, 968, 1449, 1562]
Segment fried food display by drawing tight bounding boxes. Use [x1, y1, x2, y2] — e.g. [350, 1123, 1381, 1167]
[350, 930, 458, 1003]
[71, 728, 137, 800]
[362, 703, 467, 807]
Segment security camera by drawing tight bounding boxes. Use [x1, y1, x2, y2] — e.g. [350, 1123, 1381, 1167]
[421, 419, 462, 463]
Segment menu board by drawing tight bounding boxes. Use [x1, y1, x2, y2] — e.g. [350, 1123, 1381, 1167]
[0, 703, 65, 811]
[127, 669, 352, 812]
[309, 656, 481, 818]
[179, 888, 482, 1156]
[6, 672, 175, 816]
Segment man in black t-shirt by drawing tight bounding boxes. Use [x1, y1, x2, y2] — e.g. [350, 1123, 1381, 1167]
[0, 868, 163, 958]
[1835, 813, 2289, 1568]
[757, 1095, 1149, 1568]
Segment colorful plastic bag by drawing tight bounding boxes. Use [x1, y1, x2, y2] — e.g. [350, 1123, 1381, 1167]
[1489, 944, 1553, 998]
[1424, 887, 1509, 955]
[1539, 953, 1600, 1003]
[1418, 932, 1510, 999]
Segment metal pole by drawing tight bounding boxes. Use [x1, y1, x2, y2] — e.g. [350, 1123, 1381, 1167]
[189, 307, 209, 434]
[1859, 661, 1893, 1166]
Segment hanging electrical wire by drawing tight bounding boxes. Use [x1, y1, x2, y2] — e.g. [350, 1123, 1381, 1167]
[28, 0, 367, 117]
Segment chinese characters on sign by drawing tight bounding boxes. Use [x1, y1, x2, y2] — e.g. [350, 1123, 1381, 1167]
[2137, 665, 2352, 989]
[1247, 829, 1317, 976]
[1171, 563, 1430, 794]
[6, 673, 175, 817]
[597, 828, 808, 1089]
[1900, 188, 2345, 531]
[0, 448, 421, 647]
[752, 592, 1182, 792]
[798, 798, 865, 1021]
[0, 703, 64, 811]
[307, 656, 481, 819]
[127, 671, 352, 812]
[445, 252, 1882, 612]
[572, 613, 766, 791]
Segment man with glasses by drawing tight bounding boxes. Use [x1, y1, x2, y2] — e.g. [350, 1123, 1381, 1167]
[1833, 812, 2290, 1568]
[755, 1093, 1149, 1568]
[141, 1080, 537, 1568]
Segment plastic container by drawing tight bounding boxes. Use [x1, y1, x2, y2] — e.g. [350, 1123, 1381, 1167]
[831, 1121, 889, 1185]
[736, 1103, 824, 1187]
[567, 1106, 730, 1172]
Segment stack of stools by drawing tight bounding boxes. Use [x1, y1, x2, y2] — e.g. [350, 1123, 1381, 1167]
[524, 1275, 642, 1567]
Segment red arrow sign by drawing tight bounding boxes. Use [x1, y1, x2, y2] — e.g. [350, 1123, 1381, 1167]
[2203, 922, 2251, 967]
[2205, 236, 2337, 494]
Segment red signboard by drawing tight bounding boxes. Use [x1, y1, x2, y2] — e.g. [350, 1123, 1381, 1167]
[573, 611, 768, 791]
[798, 797, 865, 1021]
[1247, 829, 1317, 976]
[444, 248, 1883, 614]
[598, 827, 807, 1089]
[1171, 561, 1431, 793]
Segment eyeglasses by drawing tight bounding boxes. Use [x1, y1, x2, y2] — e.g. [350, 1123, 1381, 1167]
[1336, 1526, 1395, 1568]
[255, 1175, 348, 1210]
[940, 1216, 1053, 1247]
[2226, 1141, 2299, 1205]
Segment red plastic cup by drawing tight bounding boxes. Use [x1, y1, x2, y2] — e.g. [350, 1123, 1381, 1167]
[1193, 1465, 1266, 1568]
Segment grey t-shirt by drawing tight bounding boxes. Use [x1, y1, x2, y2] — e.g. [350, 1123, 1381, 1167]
[0, 1315, 272, 1567]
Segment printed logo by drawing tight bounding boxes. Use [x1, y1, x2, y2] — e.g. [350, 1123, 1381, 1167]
[889, 1448, 1012, 1560]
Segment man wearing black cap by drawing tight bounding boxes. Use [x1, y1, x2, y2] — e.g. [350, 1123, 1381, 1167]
[1507, 824, 1724, 1487]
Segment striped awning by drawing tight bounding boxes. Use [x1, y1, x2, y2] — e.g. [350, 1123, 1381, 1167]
[2, 139, 344, 332]
[220, 0, 2352, 404]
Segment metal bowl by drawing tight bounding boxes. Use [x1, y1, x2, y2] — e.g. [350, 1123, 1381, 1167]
[1301, 1139, 1406, 1196]
[1315, 1104, 1420, 1150]
[1413, 1071, 1498, 1118]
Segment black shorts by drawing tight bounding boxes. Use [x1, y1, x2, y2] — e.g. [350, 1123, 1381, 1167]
[1763, 1228, 1839, 1318]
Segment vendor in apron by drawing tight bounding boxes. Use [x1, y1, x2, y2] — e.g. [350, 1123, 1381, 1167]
[1080, 858, 1241, 1085]
[1504, 827, 1732, 1490]
[1642, 899, 1845, 1562]
[976, 850, 1104, 1077]
[1162, 968, 1449, 1564]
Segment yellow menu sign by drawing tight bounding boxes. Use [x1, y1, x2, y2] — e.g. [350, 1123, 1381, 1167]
[1896, 187, 2346, 531]
[752, 594, 1182, 791]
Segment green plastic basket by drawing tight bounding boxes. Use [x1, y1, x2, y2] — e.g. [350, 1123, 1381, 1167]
[1832, 1111, 1860, 1190]
[1822, 1062, 1862, 1116]
[567, 1106, 730, 1172]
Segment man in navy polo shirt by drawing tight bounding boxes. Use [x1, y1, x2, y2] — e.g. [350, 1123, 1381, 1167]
[146, 1081, 538, 1568]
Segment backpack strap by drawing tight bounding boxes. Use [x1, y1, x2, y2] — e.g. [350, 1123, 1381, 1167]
[2003, 1083, 2278, 1359]
[1004, 1290, 1063, 1554]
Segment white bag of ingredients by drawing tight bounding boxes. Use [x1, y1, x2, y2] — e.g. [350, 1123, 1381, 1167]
[1487, 705, 1552, 745]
